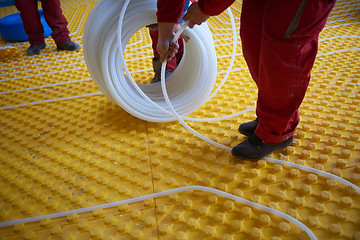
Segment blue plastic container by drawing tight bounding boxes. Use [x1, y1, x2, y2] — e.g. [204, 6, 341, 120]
[0, 9, 52, 42]
[0, 0, 15, 7]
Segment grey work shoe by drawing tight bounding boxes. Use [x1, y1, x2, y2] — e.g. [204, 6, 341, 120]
[150, 57, 172, 84]
[238, 118, 259, 136]
[57, 40, 80, 51]
[231, 134, 293, 160]
[27, 43, 46, 56]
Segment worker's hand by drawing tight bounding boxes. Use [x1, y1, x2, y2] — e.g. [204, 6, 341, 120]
[157, 22, 176, 62]
[157, 22, 190, 62]
[183, 2, 210, 28]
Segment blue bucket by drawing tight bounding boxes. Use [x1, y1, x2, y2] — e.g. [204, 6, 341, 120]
[0, 0, 15, 7]
[0, 9, 52, 42]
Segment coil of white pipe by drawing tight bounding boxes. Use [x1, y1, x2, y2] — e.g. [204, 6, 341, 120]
[83, 0, 219, 122]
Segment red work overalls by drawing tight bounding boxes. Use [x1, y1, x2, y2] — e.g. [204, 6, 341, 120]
[240, 0, 336, 142]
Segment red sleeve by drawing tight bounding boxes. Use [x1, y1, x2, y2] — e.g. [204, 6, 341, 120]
[198, 0, 235, 16]
[157, 0, 185, 23]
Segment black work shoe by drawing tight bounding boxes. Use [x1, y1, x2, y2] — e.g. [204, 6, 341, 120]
[231, 134, 293, 160]
[57, 40, 80, 51]
[150, 57, 172, 84]
[238, 118, 259, 136]
[27, 43, 46, 56]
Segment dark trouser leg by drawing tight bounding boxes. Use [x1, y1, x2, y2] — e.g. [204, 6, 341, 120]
[14, 0, 44, 44]
[40, 0, 70, 45]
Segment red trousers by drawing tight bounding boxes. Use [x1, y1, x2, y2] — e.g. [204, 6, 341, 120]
[240, 0, 335, 143]
[149, 28, 184, 72]
[14, 0, 70, 45]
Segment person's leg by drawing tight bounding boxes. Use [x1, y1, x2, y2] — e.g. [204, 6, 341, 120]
[236, 0, 266, 135]
[233, 0, 336, 159]
[239, 0, 266, 83]
[254, 0, 336, 143]
[14, 0, 45, 45]
[40, 0, 70, 45]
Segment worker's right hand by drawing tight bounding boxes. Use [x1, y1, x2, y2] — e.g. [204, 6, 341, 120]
[183, 2, 210, 28]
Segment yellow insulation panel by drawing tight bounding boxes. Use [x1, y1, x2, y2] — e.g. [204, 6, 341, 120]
[0, 0, 359, 239]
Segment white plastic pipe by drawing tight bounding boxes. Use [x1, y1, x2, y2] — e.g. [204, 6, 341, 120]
[0, 186, 317, 240]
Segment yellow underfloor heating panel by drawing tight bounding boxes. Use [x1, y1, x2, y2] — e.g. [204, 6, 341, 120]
[0, 0, 359, 239]
[0, 46, 22, 61]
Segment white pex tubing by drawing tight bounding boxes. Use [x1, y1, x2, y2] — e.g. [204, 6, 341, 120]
[84, 0, 220, 123]
[0, 186, 317, 240]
